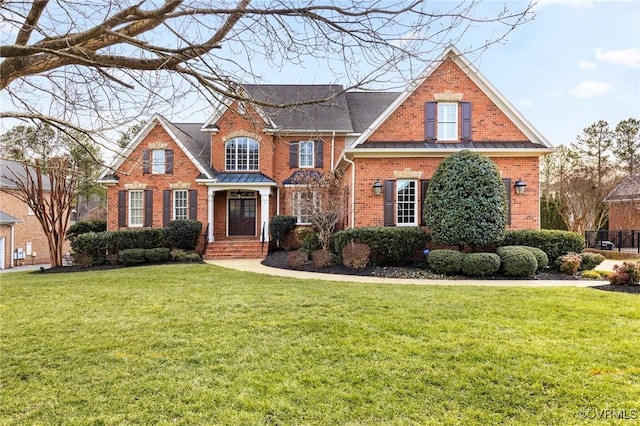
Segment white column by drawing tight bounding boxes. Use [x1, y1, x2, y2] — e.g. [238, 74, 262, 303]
[259, 188, 271, 242]
[208, 187, 215, 242]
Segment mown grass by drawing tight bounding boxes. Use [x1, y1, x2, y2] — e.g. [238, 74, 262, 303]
[1, 264, 639, 425]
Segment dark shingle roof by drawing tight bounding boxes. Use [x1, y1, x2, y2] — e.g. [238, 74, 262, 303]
[345, 91, 400, 133]
[243, 85, 353, 132]
[166, 122, 216, 177]
[604, 175, 640, 202]
[0, 160, 52, 190]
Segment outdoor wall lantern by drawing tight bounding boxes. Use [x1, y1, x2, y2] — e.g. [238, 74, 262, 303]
[373, 179, 383, 196]
[514, 178, 527, 195]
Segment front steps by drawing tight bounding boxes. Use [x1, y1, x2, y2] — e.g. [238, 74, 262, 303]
[203, 240, 269, 259]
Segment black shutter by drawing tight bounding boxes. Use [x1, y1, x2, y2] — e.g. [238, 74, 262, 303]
[189, 189, 198, 220]
[503, 179, 511, 225]
[144, 190, 153, 227]
[165, 149, 174, 174]
[314, 140, 324, 168]
[118, 190, 127, 227]
[163, 190, 171, 227]
[420, 179, 430, 226]
[383, 180, 395, 226]
[142, 150, 150, 174]
[461, 102, 472, 141]
[425, 102, 436, 140]
[289, 142, 298, 168]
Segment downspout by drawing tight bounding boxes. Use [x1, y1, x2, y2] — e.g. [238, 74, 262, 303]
[276, 186, 280, 216]
[342, 154, 356, 229]
[10, 223, 15, 268]
[331, 131, 335, 170]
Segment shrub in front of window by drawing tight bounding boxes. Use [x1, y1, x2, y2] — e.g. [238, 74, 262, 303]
[312, 249, 333, 268]
[287, 251, 308, 269]
[115, 228, 166, 250]
[424, 150, 507, 250]
[66, 220, 107, 243]
[579, 252, 605, 271]
[342, 242, 371, 270]
[501, 229, 585, 264]
[460, 252, 501, 277]
[269, 215, 297, 249]
[71, 228, 167, 266]
[427, 249, 464, 275]
[556, 252, 582, 275]
[119, 248, 148, 266]
[164, 220, 202, 251]
[331, 227, 429, 265]
[297, 228, 321, 258]
[608, 262, 640, 285]
[496, 246, 538, 277]
[146, 247, 171, 263]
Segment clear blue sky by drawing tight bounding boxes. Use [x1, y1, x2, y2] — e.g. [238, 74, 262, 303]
[179, 0, 639, 148]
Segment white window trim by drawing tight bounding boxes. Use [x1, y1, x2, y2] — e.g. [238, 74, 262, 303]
[173, 189, 188, 220]
[152, 149, 165, 174]
[293, 190, 318, 225]
[128, 190, 144, 227]
[225, 137, 259, 171]
[438, 102, 458, 141]
[396, 180, 417, 226]
[299, 140, 315, 168]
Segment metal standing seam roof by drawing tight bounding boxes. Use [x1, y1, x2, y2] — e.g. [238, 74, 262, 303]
[0, 210, 20, 225]
[212, 173, 276, 184]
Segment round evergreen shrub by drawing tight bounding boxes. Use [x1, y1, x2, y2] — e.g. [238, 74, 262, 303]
[164, 220, 202, 251]
[424, 150, 507, 249]
[428, 249, 464, 274]
[496, 246, 538, 277]
[512, 246, 548, 270]
[119, 248, 148, 266]
[270, 215, 297, 248]
[579, 252, 605, 271]
[461, 252, 501, 277]
[501, 229, 585, 262]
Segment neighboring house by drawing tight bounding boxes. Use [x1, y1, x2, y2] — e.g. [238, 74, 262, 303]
[99, 46, 553, 259]
[604, 175, 640, 230]
[0, 160, 60, 269]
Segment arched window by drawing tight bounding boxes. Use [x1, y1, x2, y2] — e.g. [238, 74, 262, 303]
[225, 137, 259, 171]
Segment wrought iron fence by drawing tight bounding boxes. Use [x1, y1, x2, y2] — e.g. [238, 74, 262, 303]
[584, 230, 639, 253]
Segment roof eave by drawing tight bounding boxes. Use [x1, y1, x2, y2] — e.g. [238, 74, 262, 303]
[344, 147, 555, 158]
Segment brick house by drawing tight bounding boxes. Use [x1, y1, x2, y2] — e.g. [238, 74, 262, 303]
[604, 175, 640, 230]
[0, 160, 61, 269]
[99, 46, 553, 259]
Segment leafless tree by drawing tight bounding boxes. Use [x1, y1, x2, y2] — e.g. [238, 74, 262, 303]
[290, 169, 349, 250]
[1, 0, 535, 157]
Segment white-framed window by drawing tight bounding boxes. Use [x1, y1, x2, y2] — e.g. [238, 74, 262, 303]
[299, 141, 314, 168]
[396, 180, 417, 226]
[438, 102, 458, 141]
[129, 190, 144, 227]
[293, 190, 318, 224]
[225, 137, 259, 171]
[174, 190, 188, 220]
[152, 149, 166, 174]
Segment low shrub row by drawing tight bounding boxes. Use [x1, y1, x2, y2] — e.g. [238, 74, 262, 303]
[501, 229, 585, 264]
[119, 248, 171, 266]
[331, 227, 429, 265]
[71, 220, 202, 266]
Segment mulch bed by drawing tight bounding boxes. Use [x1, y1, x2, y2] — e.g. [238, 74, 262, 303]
[261, 250, 640, 294]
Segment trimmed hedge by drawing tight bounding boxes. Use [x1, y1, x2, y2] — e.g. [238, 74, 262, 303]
[511, 246, 549, 271]
[461, 252, 501, 277]
[501, 229, 584, 264]
[428, 249, 464, 275]
[331, 227, 429, 265]
[580, 252, 605, 271]
[119, 247, 171, 266]
[71, 228, 166, 266]
[164, 220, 202, 251]
[66, 220, 107, 242]
[497, 246, 538, 277]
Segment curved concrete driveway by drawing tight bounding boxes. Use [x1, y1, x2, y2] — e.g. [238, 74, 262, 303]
[205, 258, 609, 287]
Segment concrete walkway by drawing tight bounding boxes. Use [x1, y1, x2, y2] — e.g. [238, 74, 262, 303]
[205, 258, 625, 288]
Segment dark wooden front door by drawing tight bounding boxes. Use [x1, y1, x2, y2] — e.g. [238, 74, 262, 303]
[228, 198, 256, 236]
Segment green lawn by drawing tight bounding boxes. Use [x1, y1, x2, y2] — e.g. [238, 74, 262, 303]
[1, 264, 639, 425]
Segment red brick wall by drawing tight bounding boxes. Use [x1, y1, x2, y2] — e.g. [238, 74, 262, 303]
[0, 191, 68, 267]
[608, 202, 640, 230]
[368, 58, 528, 143]
[106, 122, 208, 231]
[349, 155, 540, 230]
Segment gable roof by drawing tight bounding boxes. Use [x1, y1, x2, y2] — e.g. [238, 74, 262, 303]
[0, 210, 20, 225]
[349, 45, 553, 150]
[99, 114, 216, 181]
[345, 91, 401, 133]
[0, 159, 52, 191]
[604, 175, 640, 202]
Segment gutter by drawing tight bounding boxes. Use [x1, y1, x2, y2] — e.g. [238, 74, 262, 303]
[341, 154, 356, 229]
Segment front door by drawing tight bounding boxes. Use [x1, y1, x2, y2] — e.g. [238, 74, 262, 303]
[228, 197, 256, 236]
